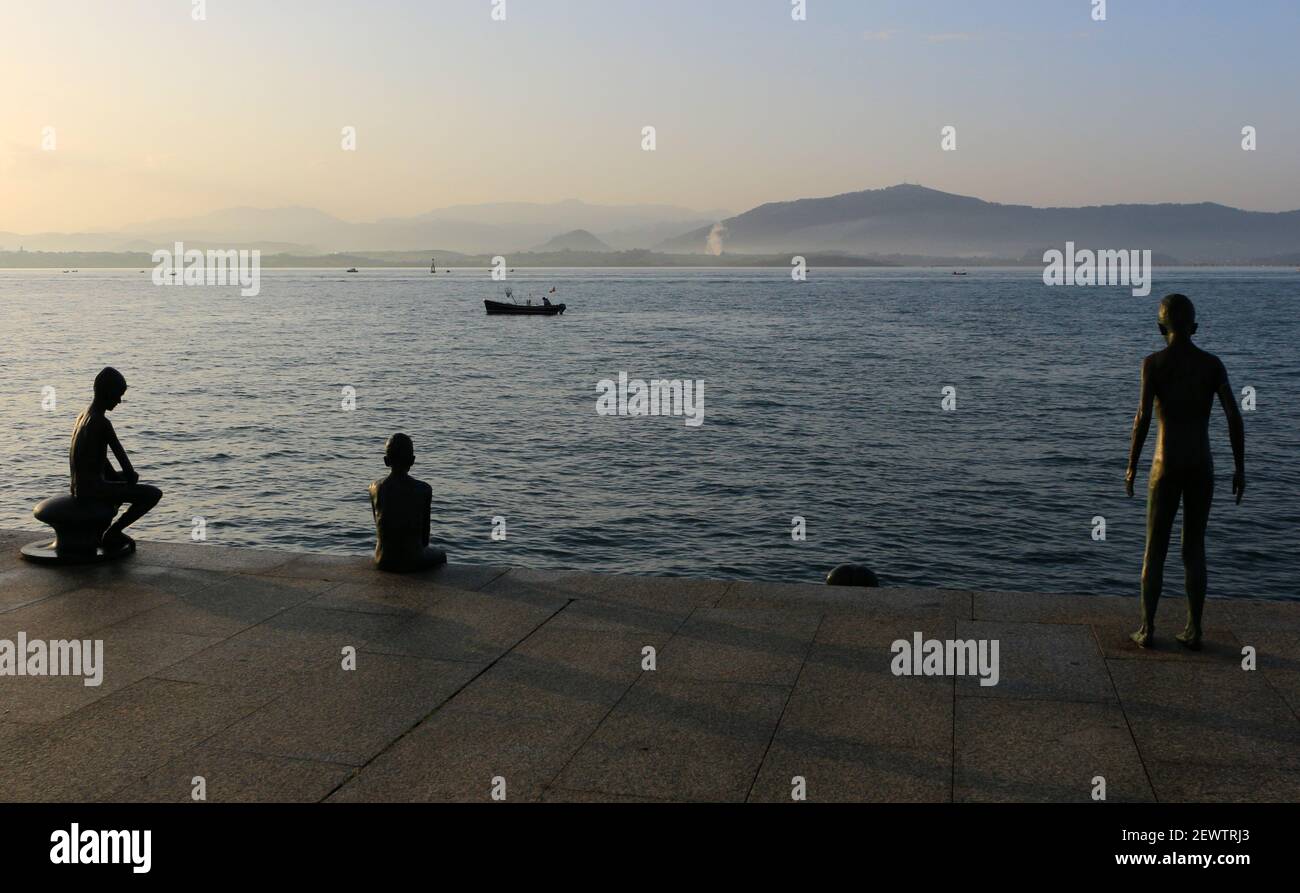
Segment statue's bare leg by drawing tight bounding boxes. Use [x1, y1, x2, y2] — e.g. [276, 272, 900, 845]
[1176, 473, 1214, 650]
[102, 483, 163, 549]
[1134, 474, 1180, 647]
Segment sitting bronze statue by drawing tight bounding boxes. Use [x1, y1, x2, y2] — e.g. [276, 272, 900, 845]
[22, 366, 163, 563]
[70, 367, 164, 552]
[369, 433, 447, 572]
[1125, 295, 1245, 650]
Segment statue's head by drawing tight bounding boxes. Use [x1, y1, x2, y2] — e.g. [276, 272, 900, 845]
[93, 366, 128, 409]
[383, 433, 415, 472]
[1158, 293, 1197, 342]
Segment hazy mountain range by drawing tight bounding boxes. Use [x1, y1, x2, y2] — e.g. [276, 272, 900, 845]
[0, 200, 724, 256]
[531, 229, 613, 253]
[659, 185, 1300, 263]
[3, 185, 1299, 264]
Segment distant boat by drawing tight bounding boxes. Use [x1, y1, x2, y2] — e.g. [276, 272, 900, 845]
[485, 299, 565, 316]
[346, 267, 359, 273]
[952, 271, 968, 275]
[486, 286, 565, 315]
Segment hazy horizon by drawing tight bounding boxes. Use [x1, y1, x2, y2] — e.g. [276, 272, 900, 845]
[12, 181, 1300, 240]
[4, 0, 1299, 234]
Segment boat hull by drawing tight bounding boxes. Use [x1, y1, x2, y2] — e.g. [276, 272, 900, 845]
[484, 300, 566, 316]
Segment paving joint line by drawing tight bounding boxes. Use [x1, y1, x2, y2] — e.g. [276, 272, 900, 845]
[316, 595, 576, 801]
[1091, 622, 1158, 803]
[744, 612, 824, 803]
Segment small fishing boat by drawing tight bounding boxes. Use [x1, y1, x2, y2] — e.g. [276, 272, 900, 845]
[484, 299, 565, 316]
[485, 287, 566, 315]
[346, 267, 359, 273]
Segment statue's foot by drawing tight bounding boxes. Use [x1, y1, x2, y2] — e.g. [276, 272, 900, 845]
[101, 530, 134, 553]
[1175, 629, 1203, 651]
[1130, 628, 1153, 649]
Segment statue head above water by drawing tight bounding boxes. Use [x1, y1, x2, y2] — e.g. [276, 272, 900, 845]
[1157, 293, 1197, 342]
[383, 432, 415, 473]
[93, 366, 128, 410]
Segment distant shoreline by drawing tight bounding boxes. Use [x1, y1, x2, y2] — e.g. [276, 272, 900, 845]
[3, 251, 1298, 270]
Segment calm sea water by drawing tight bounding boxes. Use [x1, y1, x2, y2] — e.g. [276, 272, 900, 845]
[0, 268, 1295, 599]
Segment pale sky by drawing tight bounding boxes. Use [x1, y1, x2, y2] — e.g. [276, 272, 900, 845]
[2, 0, 1298, 233]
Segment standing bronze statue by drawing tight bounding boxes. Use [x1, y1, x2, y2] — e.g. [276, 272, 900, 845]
[369, 433, 447, 572]
[1125, 294, 1245, 650]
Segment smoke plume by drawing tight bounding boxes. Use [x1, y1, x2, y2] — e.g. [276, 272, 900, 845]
[706, 223, 726, 256]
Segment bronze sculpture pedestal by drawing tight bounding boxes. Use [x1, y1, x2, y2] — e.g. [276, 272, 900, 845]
[19, 495, 135, 565]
